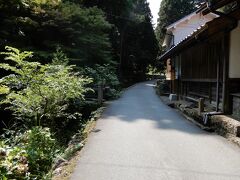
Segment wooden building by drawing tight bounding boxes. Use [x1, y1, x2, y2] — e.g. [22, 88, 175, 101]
[160, 0, 240, 118]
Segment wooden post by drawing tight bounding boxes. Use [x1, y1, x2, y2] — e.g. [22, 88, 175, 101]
[216, 56, 220, 112]
[209, 82, 212, 104]
[236, 126, 240, 138]
[222, 33, 230, 114]
[98, 83, 103, 104]
[198, 98, 204, 115]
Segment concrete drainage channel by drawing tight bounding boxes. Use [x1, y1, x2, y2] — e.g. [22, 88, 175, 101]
[160, 95, 240, 147]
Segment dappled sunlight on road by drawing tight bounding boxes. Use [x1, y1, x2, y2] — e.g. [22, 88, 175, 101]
[72, 81, 240, 180]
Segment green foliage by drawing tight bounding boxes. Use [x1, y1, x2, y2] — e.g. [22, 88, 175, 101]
[0, 0, 113, 65]
[79, 0, 159, 84]
[52, 46, 69, 65]
[0, 141, 29, 180]
[0, 126, 57, 179]
[61, 143, 83, 161]
[105, 88, 121, 99]
[81, 64, 119, 87]
[120, 0, 159, 82]
[24, 127, 57, 176]
[53, 2, 113, 65]
[0, 0, 158, 85]
[0, 86, 10, 95]
[0, 46, 92, 127]
[80, 64, 121, 99]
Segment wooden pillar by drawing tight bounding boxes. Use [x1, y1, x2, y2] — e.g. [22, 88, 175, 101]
[198, 98, 205, 115]
[216, 55, 220, 112]
[222, 33, 230, 113]
[209, 82, 212, 103]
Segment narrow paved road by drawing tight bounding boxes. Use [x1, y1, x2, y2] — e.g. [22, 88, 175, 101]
[71, 81, 240, 180]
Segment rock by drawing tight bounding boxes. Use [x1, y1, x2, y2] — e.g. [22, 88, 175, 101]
[211, 115, 240, 137]
[53, 167, 63, 176]
[53, 157, 67, 170]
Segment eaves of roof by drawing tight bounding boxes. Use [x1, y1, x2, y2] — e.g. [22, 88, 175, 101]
[166, 3, 208, 30]
[159, 24, 207, 61]
[159, 12, 239, 61]
[166, 11, 198, 30]
[203, 0, 239, 15]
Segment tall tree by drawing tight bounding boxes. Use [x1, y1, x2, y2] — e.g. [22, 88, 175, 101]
[0, 0, 113, 65]
[79, 0, 138, 70]
[79, 0, 159, 83]
[121, 0, 159, 82]
[0, 0, 158, 84]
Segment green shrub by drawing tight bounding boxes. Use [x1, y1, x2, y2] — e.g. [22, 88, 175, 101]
[0, 86, 9, 95]
[80, 64, 121, 99]
[104, 88, 121, 99]
[0, 46, 92, 127]
[0, 126, 57, 179]
[24, 127, 57, 176]
[81, 64, 120, 87]
[0, 141, 29, 179]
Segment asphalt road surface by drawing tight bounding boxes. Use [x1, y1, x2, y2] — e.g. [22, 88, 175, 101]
[71, 81, 240, 180]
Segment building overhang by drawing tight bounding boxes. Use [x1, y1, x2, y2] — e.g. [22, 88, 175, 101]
[203, 0, 240, 15]
[159, 8, 239, 62]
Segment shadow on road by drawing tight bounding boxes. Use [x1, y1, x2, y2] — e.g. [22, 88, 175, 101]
[102, 81, 206, 136]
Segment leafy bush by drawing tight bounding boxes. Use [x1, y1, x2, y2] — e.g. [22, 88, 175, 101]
[0, 85, 9, 95]
[24, 127, 57, 176]
[81, 64, 120, 87]
[0, 46, 92, 128]
[0, 126, 57, 179]
[104, 88, 121, 99]
[80, 64, 121, 99]
[0, 141, 29, 179]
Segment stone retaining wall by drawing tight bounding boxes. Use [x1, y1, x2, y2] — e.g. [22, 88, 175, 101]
[210, 115, 240, 137]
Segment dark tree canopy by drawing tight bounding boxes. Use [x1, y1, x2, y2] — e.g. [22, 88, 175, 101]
[120, 0, 159, 82]
[0, 0, 113, 65]
[77, 0, 159, 83]
[0, 0, 158, 84]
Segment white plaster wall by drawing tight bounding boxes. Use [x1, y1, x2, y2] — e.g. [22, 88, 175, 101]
[229, 22, 240, 78]
[171, 13, 215, 45]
